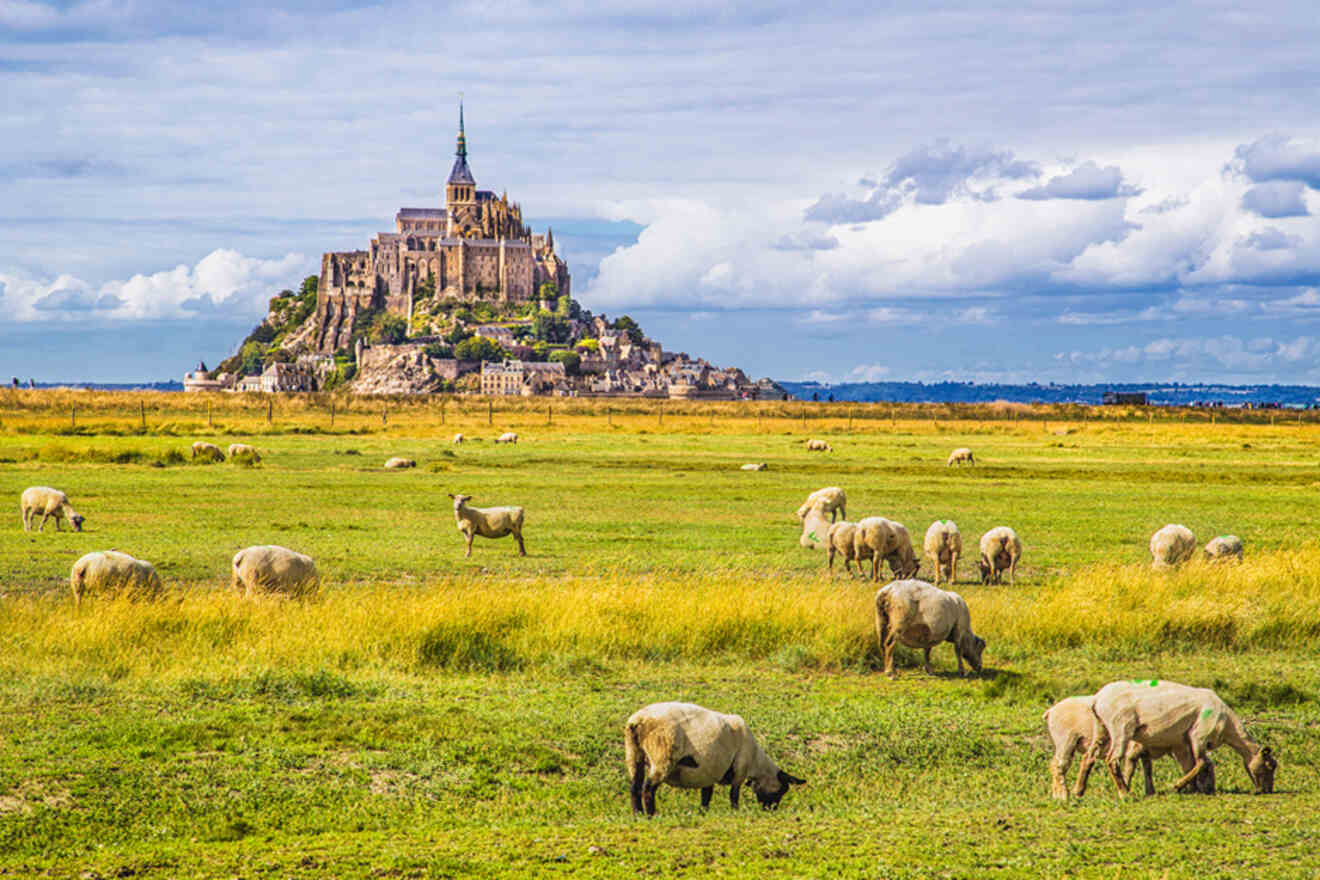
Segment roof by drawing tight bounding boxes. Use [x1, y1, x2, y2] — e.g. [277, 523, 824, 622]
[398, 208, 447, 218]
[448, 155, 475, 186]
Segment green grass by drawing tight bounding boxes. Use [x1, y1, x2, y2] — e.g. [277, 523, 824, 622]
[1, 401, 1319, 878]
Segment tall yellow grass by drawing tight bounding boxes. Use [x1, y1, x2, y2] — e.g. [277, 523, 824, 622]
[2, 547, 1318, 684]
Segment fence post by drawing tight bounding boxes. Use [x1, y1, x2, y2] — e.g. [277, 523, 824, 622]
[330, 401, 335, 428]
[849, 407, 853, 430]
[440, 400, 445, 425]
[488, 399, 493, 426]
[382, 404, 388, 427]
[547, 405, 552, 426]
[658, 402, 663, 427]
[72, 406, 76, 430]
[140, 400, 146, 430]
[207, 402, 213, 428]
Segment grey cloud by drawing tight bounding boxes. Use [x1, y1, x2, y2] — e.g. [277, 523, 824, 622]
[1141, 196, 1188, 215]
[1234, 134, 1320, 188]
[1242, 227, 1300, 251]
[1241, 181, 1309, 218]
[33, 287, 97, 311]
[180, 294, 222, 312]
[804, 189, 904, 223]
[857, 177, 877, 188]
[771, 230, 839, 251]
[884, 141, 1038, 205]
[2, 159, 125, 180]
[1017, 161, 1141, 200]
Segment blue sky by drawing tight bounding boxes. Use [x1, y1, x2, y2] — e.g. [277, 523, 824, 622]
[3, 1, 1320, 384]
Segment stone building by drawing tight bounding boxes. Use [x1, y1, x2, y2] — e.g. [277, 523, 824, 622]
[480, 360, 566, 395]
[313, 105, 571, 353]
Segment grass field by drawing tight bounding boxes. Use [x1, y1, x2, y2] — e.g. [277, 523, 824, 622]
[1, 392, 1319, 878]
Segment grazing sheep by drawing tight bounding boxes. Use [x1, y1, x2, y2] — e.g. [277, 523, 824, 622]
[625, 701, 806, 816]
[452, 433, 465, 444]
[231, 545, 319, 598]
[946, 447, 975, 467]
[69, 550, 162, 606]
[978, 526, 1022, 585]
[805, 438, 833, 452]
[874, 579, 985, 678]
[854, 517, 920, 582]
[1150, 524, 1196, 569]
[1044, 695, 1215, 801]
[450, 493, 526, 557]
[1204, 535, 1243, 563]
[799, 500, 831, 549]
[923, 520, 962, 585]
[825, 521, 866, 575]
[494, 432, 518, 444]
[20, 486, 85, 533]
[191, 441, 224, 462]
[227, 443, 261, 464]
[740, 462, 768, 471]
[795, 487, 846, 523]
[384, 457, 416, 469]
[1083, 679, 1276, 797]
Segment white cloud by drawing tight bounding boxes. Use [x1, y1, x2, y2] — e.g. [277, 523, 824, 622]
[846, 363, 891, 382]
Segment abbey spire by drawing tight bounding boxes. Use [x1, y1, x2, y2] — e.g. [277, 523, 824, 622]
[447, 101, 475, 189]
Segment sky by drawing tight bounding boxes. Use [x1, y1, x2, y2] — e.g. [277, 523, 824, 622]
[3, 1, 1320, 384]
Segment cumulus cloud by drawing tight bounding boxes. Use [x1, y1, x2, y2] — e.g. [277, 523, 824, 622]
[1242, 227, 1301, 251]
[1017, 161, 1142, 200]
[1241, 181, 1310, 218]
[1058, 334, 1318, 378]
[771, 230, 839, 251]
[0, 249, 309, 323]
[1234, 135, 1320, 189]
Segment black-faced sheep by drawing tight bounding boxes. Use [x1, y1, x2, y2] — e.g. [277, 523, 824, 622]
[977, 526, 1021, 585]
[20, 486, 84, 532]
[1204, 534, 1243, 563]
[874, 579, 984, 678]
[854, 517, 920, 582]
[804, 439, 833, 452]
[191, 441, 225, 462]
[946, 447, 975, 467]
[384, 457, 416, 469]
[227, 443, 261, 464]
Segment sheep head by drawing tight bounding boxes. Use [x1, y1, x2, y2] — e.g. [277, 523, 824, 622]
[978, 559, 993, 584]
[752, 770, 806, 810]
[960, 633, 986, 674]
[70, 514, 85, 532]
[448, 493, 473, 510]
[1249, 747, 1277, 794]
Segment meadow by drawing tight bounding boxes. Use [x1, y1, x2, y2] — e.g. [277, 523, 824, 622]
[1, 390, 1318, 878]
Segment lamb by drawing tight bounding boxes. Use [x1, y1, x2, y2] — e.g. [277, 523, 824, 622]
[1150, 524, 1196, 568]
[1082, 679, 1276, 797]
[874, 579, 985, 678]
[740, 463, 768, 471]
[384, 457, 416, 469]
[69, 550, 162, 605]
[805, 438, 833, 452]
[20, 486, 85, 532]
[494, 432, 518, 444]
[799, 500, 831, 549]
[946, 447, 975, 467]
[452, 433, 465, 444]
[1044, 695, 1215, 801]
[977, 526, 1022, 585]
[231, 545, 319, 598]
[191, 441, 224, 462]
[226, 443, 261, 464]
[825, 521, 865, 575]
[923, 520, 962, 585]
[450, 493, 526, 557]
[854, 517, 920, 582]
[795, 486, 846, 523]
[1204, 534, 1244, 563]
[625, 701, 806, 816]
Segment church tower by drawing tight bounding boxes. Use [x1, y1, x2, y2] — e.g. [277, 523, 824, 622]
[446, 102, 478, 237]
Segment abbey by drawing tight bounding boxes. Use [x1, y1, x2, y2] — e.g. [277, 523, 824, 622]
[313, 107, 570, 352]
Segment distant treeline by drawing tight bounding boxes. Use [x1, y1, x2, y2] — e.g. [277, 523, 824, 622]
[781, 380, 1320, 407]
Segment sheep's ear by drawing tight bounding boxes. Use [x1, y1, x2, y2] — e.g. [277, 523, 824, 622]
[778, 770, 806, 786]
[447, 493, 456, 499]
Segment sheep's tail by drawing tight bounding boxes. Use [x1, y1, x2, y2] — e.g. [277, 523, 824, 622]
[626, 722, 647, 799]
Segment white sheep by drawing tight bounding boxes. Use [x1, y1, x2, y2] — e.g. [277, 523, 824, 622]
[450, 493, 526, 557]
[494, 432, 518, 444]
[1150, 524, 1196, 569]
[923, 520, 962, 585]
[69, 550, 162, 606]
[1082, 679, 1276, 797]
[740, 463, 768, 471]
[805, 438, 833, 452]
[227, 443, 262, 464]
[874, 579, 985, 678]
[191, 441, 225, 462]
[625, 701, 806, 816]
[452, 433, 465, 444]
[946, 447, 975, 467]
[1044, 695, 1215, 801]
[1204, 534, 1243, 563]
[231, 545, 319, 598]
[854, 517, 920, 582]
[978, 526, 1022, 585]
[384, 457, 416, 469]
[20, 486, 85, 532]
[825, 521, 866, 575]
[795, 487, 846, 523]
[798, 500, 832, 549]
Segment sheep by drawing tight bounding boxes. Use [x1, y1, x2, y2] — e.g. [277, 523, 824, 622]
[69, 550, 162, 606]
[452, 433, 465, 444]
[625, 701, 806, 816]
[1204, 534, 1244, 563]
[1150, 524, 1196, 569]
[854, 517, 920, 582]
[825, 521, 866, 575]
[494, 432, 518, 444]
[874, 579, 985, 678]
[1082, 679, 1276, 797]
[1044, 695, 1215, 801]
[805, 438, 833, 452]
[20, 486, 85, 533]
[450, 493, 526, 557]
[231, 544, 319, 598]
[191, 441, 225, 462]
[227, 443, 261, 464]
[923, 520, 962, 585]
[799, 500, 831, 549]
[740, 463, 768, 471]
[946, 447, 975, 467]
[795, 486, 846, 523]
[978, 526, 1022, 585]
[384, 457, 416, 469]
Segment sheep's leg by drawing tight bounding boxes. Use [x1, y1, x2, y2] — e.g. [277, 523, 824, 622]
[1140, 753, 1155, 797]
[630, 756, 647, 815]
[950, 551, 958, 584]
[1010, 556, 1017, 586]
[38, 511, 52, 532]
[1104, 734, 1133, 796]
[700, 787, 713, 810]
[642, 783, 658, 816]
[827, 546, 836, 571]
[514, 528, 526, 557]
[464, 531, 474, 558]
[729, 783, 740, 810]
[922, 646, 934, 675]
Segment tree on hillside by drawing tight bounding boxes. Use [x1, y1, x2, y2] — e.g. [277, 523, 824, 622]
[454, 336, 508, 362]
[369, 313, 408, 345]
[613, 315, 643, 344]
[548, 350, 580, 375]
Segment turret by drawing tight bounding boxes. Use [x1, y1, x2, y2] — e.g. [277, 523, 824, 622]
[446, 101, 476, 207]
